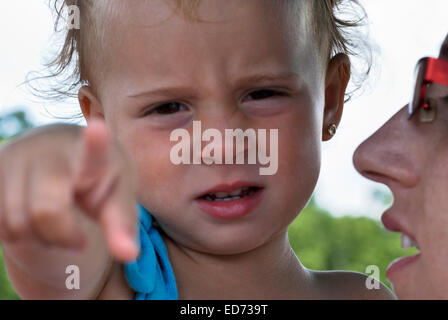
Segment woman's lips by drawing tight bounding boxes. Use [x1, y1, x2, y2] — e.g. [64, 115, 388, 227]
[382, 210, 421, 280]
[386, 253, 421, 280]
[195, 183, 264, 219]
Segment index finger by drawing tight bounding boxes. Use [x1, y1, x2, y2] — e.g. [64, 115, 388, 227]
[97, 175, 139, 262]
[74, 118, 112, 194]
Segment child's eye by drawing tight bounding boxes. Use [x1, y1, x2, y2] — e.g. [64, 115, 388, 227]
[244, 89, 284, 101]
[144, 102, 189, 116]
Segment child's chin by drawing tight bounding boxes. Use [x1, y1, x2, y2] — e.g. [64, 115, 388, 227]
[191, 231, 272, 256]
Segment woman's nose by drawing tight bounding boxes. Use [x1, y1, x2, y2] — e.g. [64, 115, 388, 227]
[353, 106, 419, 188]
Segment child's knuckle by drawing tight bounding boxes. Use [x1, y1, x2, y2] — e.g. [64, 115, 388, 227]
[7, 217, 29, 237]
[29, 204, 60, 225]
[0, 223, 14, 242]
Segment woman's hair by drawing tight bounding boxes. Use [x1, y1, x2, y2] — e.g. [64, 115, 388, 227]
[440, 34, 448, 60]
[26, 0, 373, 118]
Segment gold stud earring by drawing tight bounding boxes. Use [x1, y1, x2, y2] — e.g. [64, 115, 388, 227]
[328, 124, 337, 136]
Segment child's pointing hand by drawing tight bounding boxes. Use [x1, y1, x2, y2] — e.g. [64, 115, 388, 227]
[0, 119, 139, 262]
[74, 119, 139, 262]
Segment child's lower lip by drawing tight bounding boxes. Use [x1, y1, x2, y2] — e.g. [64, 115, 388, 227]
[386, 253, 421, 280]
[195, 188, 264, 219]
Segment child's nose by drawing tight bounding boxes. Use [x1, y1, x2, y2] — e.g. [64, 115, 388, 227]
[192, 114, 254, 165]
[353, 106, 419, 188]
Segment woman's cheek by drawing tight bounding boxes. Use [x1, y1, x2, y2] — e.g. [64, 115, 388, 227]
[418, 152, 448, 297]
[422, 218, 448, 277]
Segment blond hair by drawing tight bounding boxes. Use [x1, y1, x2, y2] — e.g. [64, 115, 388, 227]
[27, 0, 372, 116]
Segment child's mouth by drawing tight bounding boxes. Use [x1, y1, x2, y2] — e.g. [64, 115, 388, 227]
[200, 186, 259, 202]
[195, 183, 264, 219]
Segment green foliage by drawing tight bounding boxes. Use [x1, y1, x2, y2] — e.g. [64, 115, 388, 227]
[288, 199, 418, 289]
[0, 247, 20, 299]
[0, 111, 30, 299]
[0, 110, 33, 142]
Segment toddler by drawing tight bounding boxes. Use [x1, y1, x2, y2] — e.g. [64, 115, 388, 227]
[0, 0, 394, 299]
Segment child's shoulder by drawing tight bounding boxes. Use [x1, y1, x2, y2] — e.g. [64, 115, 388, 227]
[309, 269, 396, 300]
[97, 261, 135, 300]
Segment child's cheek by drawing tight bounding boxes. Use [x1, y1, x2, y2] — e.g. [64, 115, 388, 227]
[269, 105, 321, 217]
[113, 126, 184, 209]
[135, 142, 183, 201]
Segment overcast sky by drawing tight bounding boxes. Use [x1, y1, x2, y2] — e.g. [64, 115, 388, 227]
[1, 0, 448, 219]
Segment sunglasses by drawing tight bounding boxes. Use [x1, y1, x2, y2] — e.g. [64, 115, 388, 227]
[409, 57, 448, 122]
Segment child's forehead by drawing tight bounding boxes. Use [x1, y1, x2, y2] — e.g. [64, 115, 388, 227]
[100, 0, 305, 15]
[108, 2, 316, 59]
[99, 0, 316, 60]
[87, 0, 325, 99]
[98, 0, 309, 33]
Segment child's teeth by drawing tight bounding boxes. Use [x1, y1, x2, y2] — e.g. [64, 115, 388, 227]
[230, 188, 243, 196]
[203, 187, 259, 201]
[215, 192, 228, 198]
[213, 188, 246, 198]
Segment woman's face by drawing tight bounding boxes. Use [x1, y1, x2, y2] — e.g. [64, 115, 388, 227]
[353, 63, 448, 298]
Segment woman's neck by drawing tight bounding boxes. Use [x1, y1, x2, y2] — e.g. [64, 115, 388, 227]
[162, 229, 311, 299]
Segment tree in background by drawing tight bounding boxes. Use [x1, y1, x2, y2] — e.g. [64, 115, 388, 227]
[0, 110, 33, 143]
[0, 109, 34, 299]
[0, 249, 18, 299]
[288, 198, 418, 289]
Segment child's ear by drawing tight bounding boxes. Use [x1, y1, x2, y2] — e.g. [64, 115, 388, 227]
[78, 86, 105, 121]
[322, 53, 351, 141]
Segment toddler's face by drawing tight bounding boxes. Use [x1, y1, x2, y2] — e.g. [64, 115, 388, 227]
[89, 0, 327, 254]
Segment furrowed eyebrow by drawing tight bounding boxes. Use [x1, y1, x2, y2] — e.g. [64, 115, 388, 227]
[234, 72, 301, 87]
[126, 72, 301, 99]
[127, 86, 200, 99]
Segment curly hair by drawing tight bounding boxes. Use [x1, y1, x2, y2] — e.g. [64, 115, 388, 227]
[26, 0, 373, 118]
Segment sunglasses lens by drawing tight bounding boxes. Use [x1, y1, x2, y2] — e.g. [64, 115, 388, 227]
[409, 59, 428, 117]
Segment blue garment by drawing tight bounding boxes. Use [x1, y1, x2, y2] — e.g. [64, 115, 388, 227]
[124, 203, 178, 300]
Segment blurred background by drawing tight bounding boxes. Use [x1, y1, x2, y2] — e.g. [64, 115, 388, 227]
[1, 0, 447, 299]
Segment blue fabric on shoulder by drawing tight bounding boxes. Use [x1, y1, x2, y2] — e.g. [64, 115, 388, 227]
[124, 203, 178, 300]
